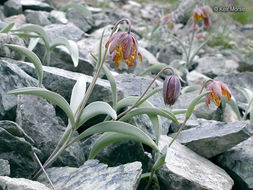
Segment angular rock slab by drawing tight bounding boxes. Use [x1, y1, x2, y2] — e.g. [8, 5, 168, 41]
[0, 59, 37, 120]
[0, 120, 38, 178]
[0, 176, 51, 190]
[38, 160, 142, 190]
[170, 120, 253, 158]
[216, 136, 253, 190]
[157, 135, 233, 190]
[16, 95, 85, 167]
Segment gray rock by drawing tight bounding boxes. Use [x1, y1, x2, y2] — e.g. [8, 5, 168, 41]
[0, 59, 37, 120]
[0, 159, 10, 176]
[170, 120, 253, 158]
[92, 12, 111, 29]
[33, 42, 95, 75]
[195, 55, 239, 78]
[3, 14, 26, 28]
[20, 0, 53, 12]
[186, 70, 210, 86]
[172, 0, 196, 24]
[0, 33, 25, 60]
[0, 176, 51, 190]
[66, 8, 93, 32]
[157, 135, 234, 190]
[169, 114, 199, 133]
[38, 160, 142, 190]
[13, 60, 123, 107]
[24, 10, 51, 26]
[16, 95, 85, 167]
[3, 0, 22, 17]
[49, 10, 68, 24]
[0, 120, 39, 177]
[44, 23, 84, 41]
[216, 136, 253, 190]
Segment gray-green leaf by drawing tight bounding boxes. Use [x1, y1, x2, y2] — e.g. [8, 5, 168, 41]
[4, 44, 43, 87]
[50, 37, 79, 67]
[8, 87, 75, 127]
[77, 101, 117, 128]
[70, 75, 87, 115]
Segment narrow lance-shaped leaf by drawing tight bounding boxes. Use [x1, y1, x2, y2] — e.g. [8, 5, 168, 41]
[4, 44, 43, 87]
[69, 121, 159, 152]
[186, 91, 211, 118]
[13, 24, 50, 49]
[77, 101, 117, 128]
[70, 75, 87, 115]
[189, 36, 210, 64]
[28, 38, 40, 51]
[8, 87, 75, 127]
[116, 96, 153, 111]
[0, 22, 15, 33]
[119, 107, 179, 125]
[237, 87, 253, 103]
[222, 96, 241, 120]
[102, 65, 117, 109]
[89, 132, 157, 159]
[97, 29, 105, 70]
[50, 37, 79, 67]
[149, 114, 162, 144]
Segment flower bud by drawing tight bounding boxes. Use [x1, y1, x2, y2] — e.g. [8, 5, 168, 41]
[163, 75, 181, 106]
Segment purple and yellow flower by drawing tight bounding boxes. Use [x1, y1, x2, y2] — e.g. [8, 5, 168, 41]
[202, 5, 212, 28]
[105, 31, 142, 67]
[163, 75, 181, 106]
[205, 81, 231, 107]
[191, 5, 212, 28]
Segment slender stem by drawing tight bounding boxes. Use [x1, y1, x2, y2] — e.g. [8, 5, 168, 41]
[144, 169, 155, 190]
[243, 97, 253, 120]
[33, 152, 56, 190]
[186, 24, 196, 68]
[199, 79, 213, 94]
[117, 66, 174, 119]
[168, 117, 188, 147]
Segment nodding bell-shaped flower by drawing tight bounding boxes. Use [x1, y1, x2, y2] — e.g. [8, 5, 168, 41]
[191, 5, 212, 28]
[202, 5, 212, 28]
[205, 81, 231, 107]
[105, 31, 142, 67]
[163, 75, 181, 106]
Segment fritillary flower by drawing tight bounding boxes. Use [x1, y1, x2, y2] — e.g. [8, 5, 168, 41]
[163, 75, 181, 106]
[105, 31, 142, 67]
[205, 81, 231, 107]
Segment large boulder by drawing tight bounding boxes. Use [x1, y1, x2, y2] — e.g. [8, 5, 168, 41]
[16, 95, 85, 167]
[0, 176, 51, 190]
[157, 135, 234, 190]
[215, 136, 253, 190]
[0, 58, 37, 120]
[0, 120, 39, 177]
[169, 120, 253, 158]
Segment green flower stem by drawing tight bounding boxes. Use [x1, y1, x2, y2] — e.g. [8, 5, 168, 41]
[199, 79, 213, 94]
[117, 66, 174, 120]
[186, 24, 196, 68]
[144, 117, 188, 190]
[144, 168, 155, 190]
